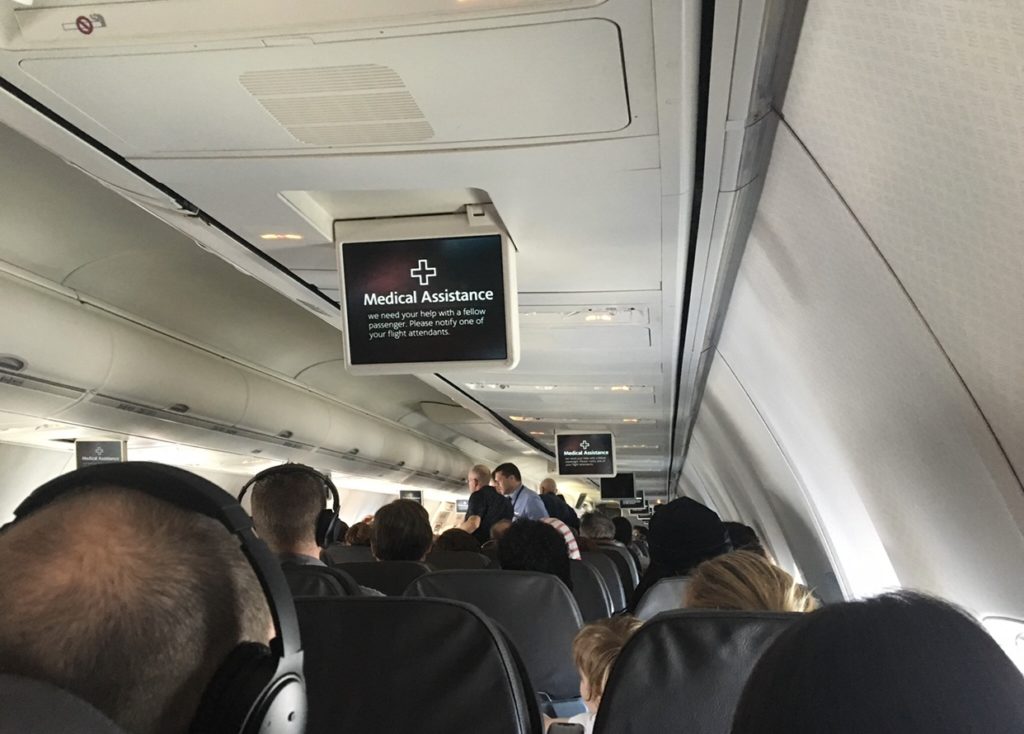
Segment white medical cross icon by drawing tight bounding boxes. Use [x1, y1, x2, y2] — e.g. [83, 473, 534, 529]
[410, 259, 437, 286]
[580, 441, 590, 450]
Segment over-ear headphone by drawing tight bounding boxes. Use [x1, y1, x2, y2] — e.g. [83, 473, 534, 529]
[7, 462, 306, 734]
[238, 464, 341, 548]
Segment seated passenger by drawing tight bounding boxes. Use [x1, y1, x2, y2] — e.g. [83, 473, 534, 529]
[249, 464, 334, 566]
[580, 511, 617, 545]
[543, 516, 582, 560]
[498, 519, 573, 590]
[539, 478, 581, 530]
[684, 550, 818, 613]
[372, 499, 433, 561]
[0, 481, 272, 734]
[722, 521, 768, 558]
[731, 592, 1024, 733]
[493, 462, 549, 521]
[481, 518, 514, 549]
[547, 616, 644, 734]
[434, 527, 482, 552]
[612, 516, 649, 572]
[345, 520, 373, 546]
[249, 465, 369, 596]
[628, 497, 731, 612]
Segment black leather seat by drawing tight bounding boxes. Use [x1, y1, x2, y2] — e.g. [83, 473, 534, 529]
[596, 542, 640, 595]
[634, 575, 691, 620]
[322, 544, 374, 564]
[406, 570, 583, 704]
[281, 563, 363, 597]
[425, 550, 491, 570]
[296, 597, 542, 734]
[335, 560, 431, 596]
[581, 551, 627, 613]
[0, 674, 126, 733]
[594, 610, 799, 734]
[569, 560, 613, 622]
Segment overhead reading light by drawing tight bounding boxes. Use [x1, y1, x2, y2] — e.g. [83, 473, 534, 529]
[260, 233, 303, 241]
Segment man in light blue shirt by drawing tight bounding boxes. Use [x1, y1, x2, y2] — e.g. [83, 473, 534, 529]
[493, 462, 549, 521]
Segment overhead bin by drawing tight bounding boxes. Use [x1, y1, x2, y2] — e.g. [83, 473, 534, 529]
[0, 273, 473, 483]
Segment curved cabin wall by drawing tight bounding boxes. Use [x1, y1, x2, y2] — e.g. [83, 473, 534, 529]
[0, 273, 473, 499]
[684, 123, 1024, 619]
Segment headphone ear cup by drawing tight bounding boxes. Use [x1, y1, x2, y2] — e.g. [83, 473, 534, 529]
[315, 509, 339, 548]
[191, 642, 277, 734]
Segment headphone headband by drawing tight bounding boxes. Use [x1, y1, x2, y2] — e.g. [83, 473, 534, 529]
[237, 464, 339, 513]
[11, 462, 302, 661]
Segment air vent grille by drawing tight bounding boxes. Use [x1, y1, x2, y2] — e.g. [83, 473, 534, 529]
[240, 64, 434, 147]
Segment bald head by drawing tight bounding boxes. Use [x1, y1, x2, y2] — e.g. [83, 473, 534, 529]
[0, 485, 272, 734]
[539, 478, 558, 495]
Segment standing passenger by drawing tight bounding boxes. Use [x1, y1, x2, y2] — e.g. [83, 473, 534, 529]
[493, 462, 548, 521]
[539, 478, 581, 530]
[460, 464, 513, 544]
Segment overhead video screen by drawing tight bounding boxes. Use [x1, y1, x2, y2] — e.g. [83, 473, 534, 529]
[599, 473, 635, 500]
[456, 499, 469, 513]
[618, 492, 645, 509]
[399, 490, 423, 504]
[555, 432, 616, 477]
[337, 213, 519, 374]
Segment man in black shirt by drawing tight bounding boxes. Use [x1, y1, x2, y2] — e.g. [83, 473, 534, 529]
[460, 464, 513, 544]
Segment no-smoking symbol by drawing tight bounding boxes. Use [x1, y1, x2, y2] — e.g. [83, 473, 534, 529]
[76, 15, 94, 35]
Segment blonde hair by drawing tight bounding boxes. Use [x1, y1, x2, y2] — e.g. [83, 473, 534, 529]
[685, 550, 819, 613]
[572, 616, 644, 700]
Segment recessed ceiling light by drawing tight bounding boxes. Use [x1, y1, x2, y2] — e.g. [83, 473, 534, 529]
[610, 385, 631, 392]
[528, 431, 546, 436]
[622, 418, 640, 423]
[259, 233, 303, 241]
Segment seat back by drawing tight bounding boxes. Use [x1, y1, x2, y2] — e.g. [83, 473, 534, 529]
[581, 551, 626, 613]
[569, 560, 613, 622]
[406, 570, 583, 700]
[425, 550, 491, 570]
[594, 610, 799, 734]
[335, 560, 431, 596]
[597, 543, 640, 594]
[0, 675, 126, 733]
[281, 563, 362, 597]
[296, 597, 542, 734]
[322, 544, 374, 564]
[634, 576, 691, 621]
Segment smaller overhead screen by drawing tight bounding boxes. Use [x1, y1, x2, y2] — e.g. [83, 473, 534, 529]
[75, 440, 126, 469]
[337, 210, 519, 375]
[455, 498, 469, 513]
[618, 492, 645, 509]
[556, 432, 616, 477]
[575, 493, 588, 509]
[599, 473, 635, 500]
[399, 490, 423, 504]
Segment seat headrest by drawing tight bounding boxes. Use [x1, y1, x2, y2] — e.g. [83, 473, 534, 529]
[634, 576, 691, 621]
[0, 675, 126, 733]
[281, 563, 362, 597]
[594, 610, 799, 734]
[406, 570, 583, 700]
[296, 597, 541, 734]
[334, 560, 432, 596]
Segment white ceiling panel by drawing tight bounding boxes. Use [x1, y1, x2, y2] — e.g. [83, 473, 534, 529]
[21, 20, 628, 153]
[781, 0, 1024, 480]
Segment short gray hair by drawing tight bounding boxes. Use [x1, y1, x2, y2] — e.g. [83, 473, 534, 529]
[580, 512, 616, 540]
